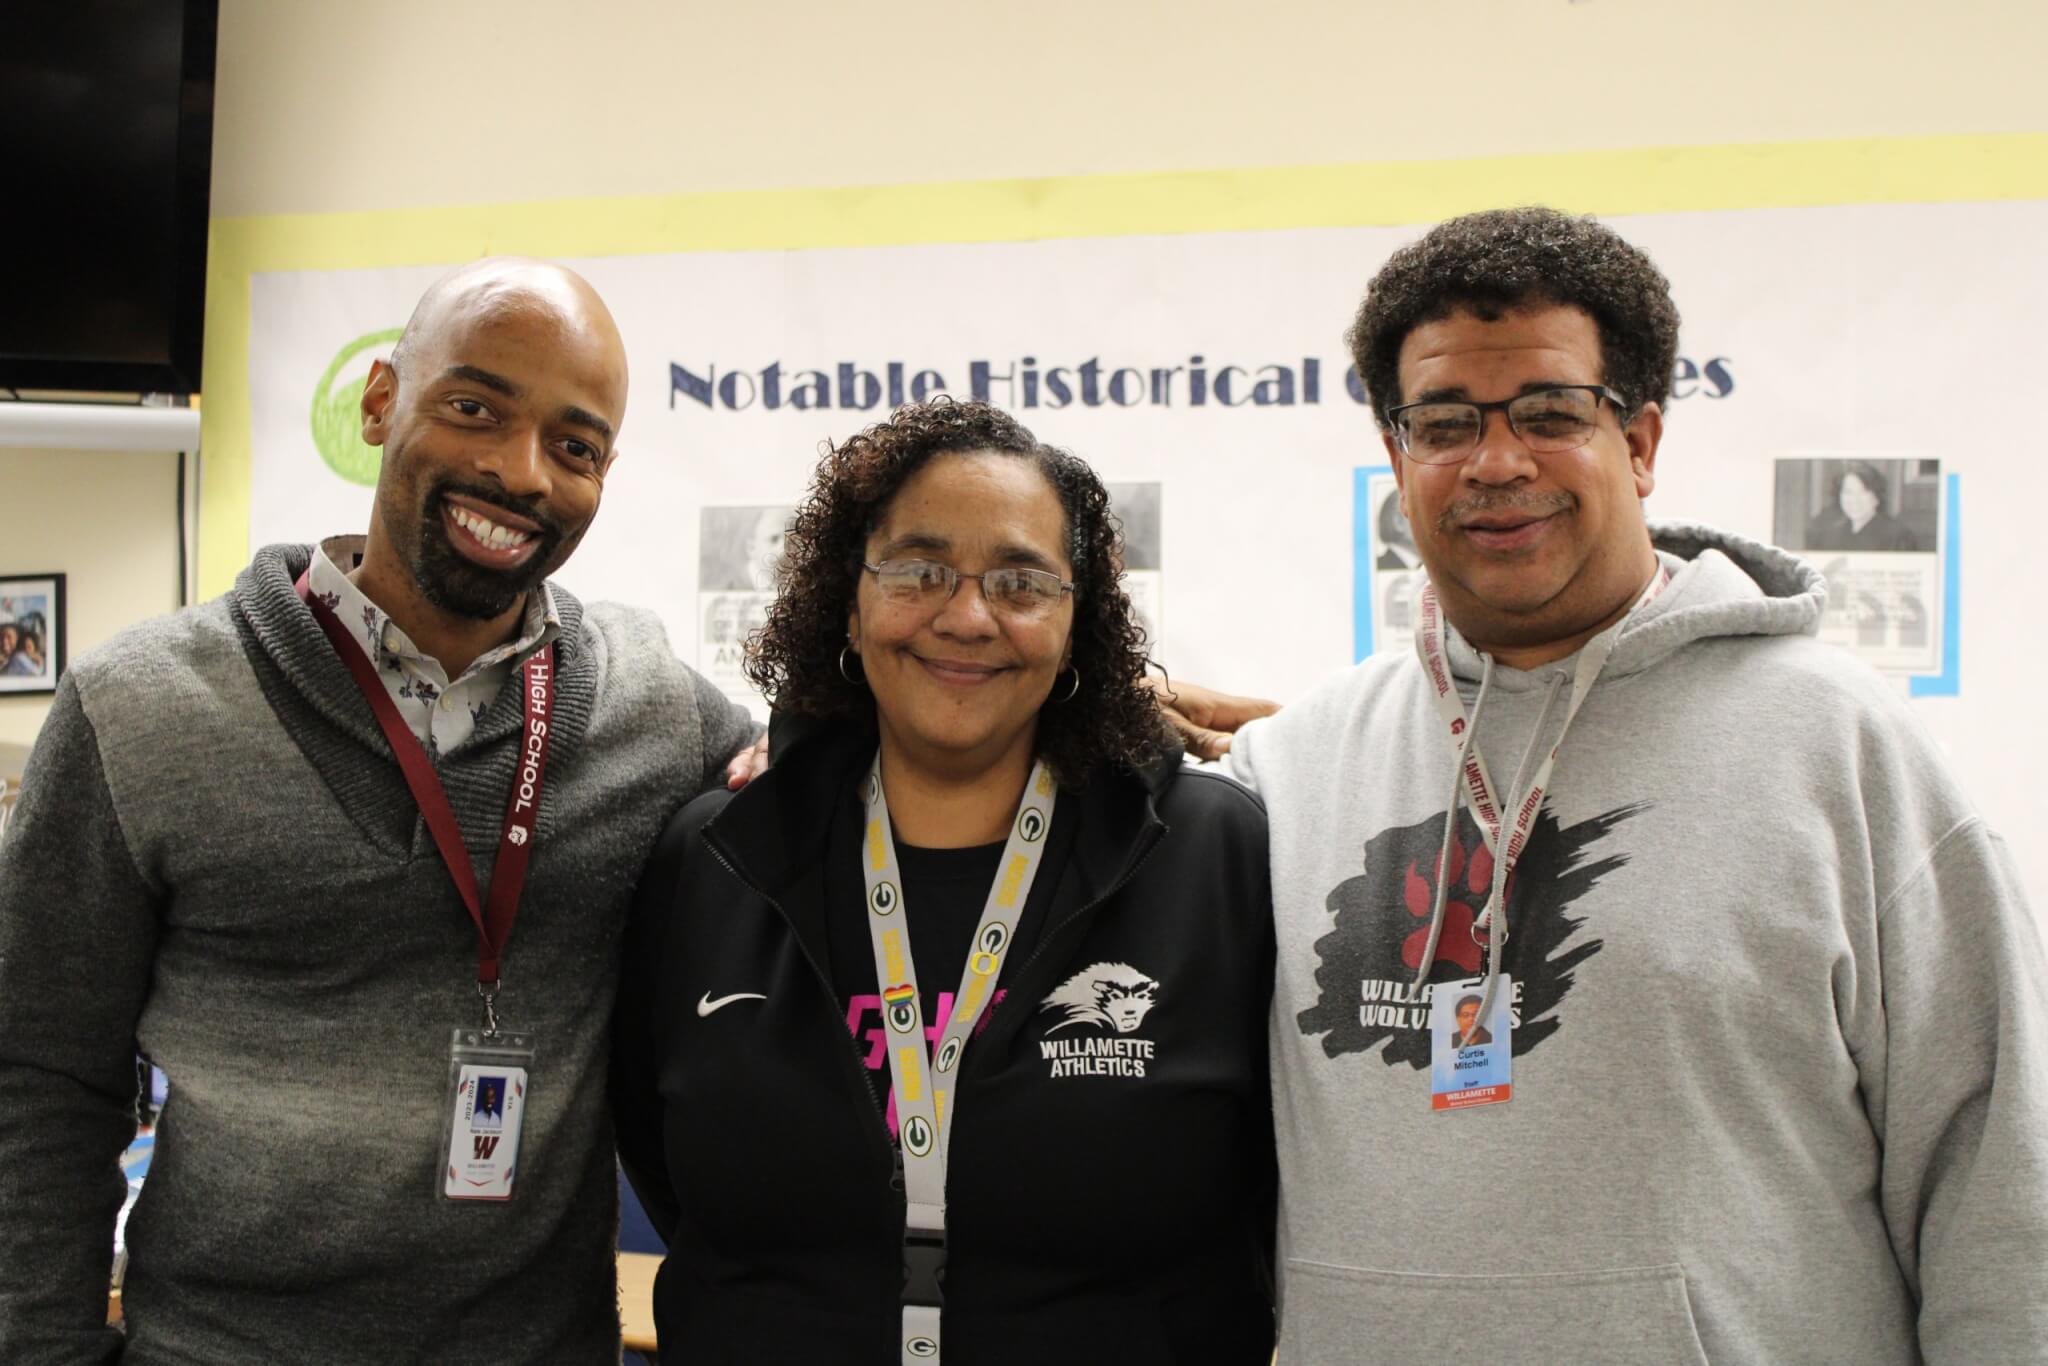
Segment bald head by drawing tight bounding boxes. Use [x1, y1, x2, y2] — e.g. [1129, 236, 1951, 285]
[391, 258, 627, 410]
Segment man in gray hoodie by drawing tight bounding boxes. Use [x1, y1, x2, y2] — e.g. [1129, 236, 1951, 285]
[1224, 208, 2048, 1362]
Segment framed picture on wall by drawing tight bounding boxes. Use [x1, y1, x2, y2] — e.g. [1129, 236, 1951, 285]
[0, 575, 66, 695]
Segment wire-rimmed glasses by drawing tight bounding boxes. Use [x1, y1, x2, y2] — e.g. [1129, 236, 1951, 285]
[861, 559, 1076, 618]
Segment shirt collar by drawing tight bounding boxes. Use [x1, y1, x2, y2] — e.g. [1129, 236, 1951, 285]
[309, 535, 560, 681]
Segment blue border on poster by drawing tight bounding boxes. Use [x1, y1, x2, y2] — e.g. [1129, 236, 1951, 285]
[1354, 466, 1392, 662]
[1909, 473, 1962, 698]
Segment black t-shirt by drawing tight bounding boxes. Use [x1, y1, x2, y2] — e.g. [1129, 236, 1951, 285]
[824, 784, 1076, 1133]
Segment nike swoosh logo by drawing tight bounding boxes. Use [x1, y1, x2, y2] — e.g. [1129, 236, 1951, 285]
[696, 991, 766, 1017]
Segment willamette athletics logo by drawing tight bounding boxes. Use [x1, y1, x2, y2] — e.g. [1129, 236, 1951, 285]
[1037, 963, 1161, 1078]
[1297, 804, 1644, 1067]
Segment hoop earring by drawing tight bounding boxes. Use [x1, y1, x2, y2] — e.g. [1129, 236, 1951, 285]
[838, 645, 865, 686]
[1052, 667, 1080, 704]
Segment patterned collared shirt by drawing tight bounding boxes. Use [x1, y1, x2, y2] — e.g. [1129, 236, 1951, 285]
[306, 536, 562, 758]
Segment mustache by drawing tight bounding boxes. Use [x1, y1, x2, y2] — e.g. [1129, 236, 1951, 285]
[1435, 489, 1576, 534]
[429, 478, 566, 540]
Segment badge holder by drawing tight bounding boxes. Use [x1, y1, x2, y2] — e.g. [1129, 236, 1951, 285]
[1429, 975, 1513, 1112]
[438, 1016, 537, 1202]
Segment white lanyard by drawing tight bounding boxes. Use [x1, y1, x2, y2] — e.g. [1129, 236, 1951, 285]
[860, 752, 1058, 1366]
[1414, 568, 1668, 915]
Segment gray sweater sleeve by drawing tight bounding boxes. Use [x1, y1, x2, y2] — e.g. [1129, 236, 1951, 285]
[1857, 820, 2048, 1362]
[0, 677, 159, 1363]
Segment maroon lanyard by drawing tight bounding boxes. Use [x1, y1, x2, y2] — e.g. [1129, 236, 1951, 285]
[296, 574, 554, 989]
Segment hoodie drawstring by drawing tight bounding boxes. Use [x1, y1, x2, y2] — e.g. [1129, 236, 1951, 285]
[1462, 672, 1566, 1044]
[1410, 657, 1495, 993]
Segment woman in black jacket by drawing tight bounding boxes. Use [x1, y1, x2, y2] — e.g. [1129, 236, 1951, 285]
[614, 398, 1276, 1365]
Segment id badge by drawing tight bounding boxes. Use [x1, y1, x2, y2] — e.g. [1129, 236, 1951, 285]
[1430, 976, 1512, 1111]
[439, 1028, 536, 1201]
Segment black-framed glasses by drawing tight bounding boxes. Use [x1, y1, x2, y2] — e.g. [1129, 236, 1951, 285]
[1387, 384, 1632, 465]
[862, 559, 1076, 617]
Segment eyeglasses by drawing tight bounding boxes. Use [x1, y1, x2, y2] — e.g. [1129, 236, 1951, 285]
[1387, 384, 1632, 465]
[862, 559, 1075, 618]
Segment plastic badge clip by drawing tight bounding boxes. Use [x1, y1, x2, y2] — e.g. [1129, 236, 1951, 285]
[902, 1225, 947, 1309]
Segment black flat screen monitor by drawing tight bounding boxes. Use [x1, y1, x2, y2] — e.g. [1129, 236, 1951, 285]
[0, 1, 218, 395]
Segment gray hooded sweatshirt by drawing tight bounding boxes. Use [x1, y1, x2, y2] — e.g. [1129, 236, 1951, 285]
[1228, 524, 2048, 1364]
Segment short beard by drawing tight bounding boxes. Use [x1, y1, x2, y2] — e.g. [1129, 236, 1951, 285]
[410, 478, 566, 621]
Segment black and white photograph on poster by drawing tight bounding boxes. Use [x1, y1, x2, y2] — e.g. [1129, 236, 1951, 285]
[698, 506, 794, 716]
[1772, 457, 1943, 675]
[1106, 483, 1162, 650]
[1366, 472, 1424, 657]
[0, 574, 65, 695]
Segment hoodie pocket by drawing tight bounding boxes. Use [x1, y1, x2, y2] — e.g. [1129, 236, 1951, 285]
[1279, 1259, 1710, 1365]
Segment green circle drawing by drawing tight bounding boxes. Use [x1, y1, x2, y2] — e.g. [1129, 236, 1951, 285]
[310, 328, 405, 486]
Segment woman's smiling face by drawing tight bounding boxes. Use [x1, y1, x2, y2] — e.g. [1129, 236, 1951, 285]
[848, 450, 1075, 778]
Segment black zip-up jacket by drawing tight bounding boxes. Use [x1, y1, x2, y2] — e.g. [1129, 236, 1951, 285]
[613, 718, 1277, 1364]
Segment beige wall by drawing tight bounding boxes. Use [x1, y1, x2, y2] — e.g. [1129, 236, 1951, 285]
[0, 449, 182, 755]
[210, 0, 2045, 218]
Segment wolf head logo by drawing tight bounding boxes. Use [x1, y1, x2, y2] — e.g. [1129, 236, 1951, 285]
[1297, 803, 1641, 1068]
[1041, 962, 1160, 1034]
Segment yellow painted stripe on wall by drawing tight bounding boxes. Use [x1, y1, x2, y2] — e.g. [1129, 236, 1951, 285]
[197, 132, 2048, 594]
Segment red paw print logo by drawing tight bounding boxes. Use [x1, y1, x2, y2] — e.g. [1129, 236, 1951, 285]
[1401, 833, 1510, 975]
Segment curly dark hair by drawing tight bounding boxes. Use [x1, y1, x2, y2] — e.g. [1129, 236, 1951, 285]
[1346, 206, 1681, 429]
[746, 397, 1165, 788]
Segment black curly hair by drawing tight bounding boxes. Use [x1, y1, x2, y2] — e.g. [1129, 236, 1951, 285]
[1347, 206, 1681, 429]
[745, 397, 1166, 788]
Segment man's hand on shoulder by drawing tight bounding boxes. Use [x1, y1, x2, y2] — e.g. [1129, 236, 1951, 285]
[725, 732, 770, 790]
[1143, 674, 1281, 760]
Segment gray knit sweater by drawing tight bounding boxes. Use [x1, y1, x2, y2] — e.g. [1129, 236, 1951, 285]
[0, 544, 755, 1365]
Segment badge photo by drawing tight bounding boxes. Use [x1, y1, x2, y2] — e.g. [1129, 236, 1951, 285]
[1429, 976, 1513, 1111]
[441, 1062, 530, 1199]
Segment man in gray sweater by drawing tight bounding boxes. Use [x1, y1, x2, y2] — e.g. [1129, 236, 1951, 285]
[1216, 209, 2048, 1362]
[0, 260, 756, 1363]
